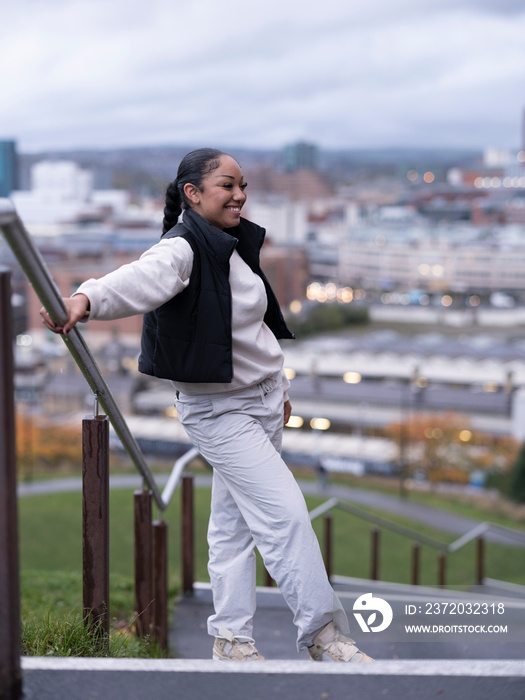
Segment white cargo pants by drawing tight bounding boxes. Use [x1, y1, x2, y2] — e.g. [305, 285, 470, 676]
[175, 372, 349, 651]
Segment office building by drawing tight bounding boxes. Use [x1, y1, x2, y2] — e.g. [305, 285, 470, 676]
[0, 140, 18, 197]
[283, 142, 318, 172]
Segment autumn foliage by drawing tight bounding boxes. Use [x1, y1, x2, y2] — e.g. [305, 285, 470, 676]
[16, 412, 82, 475]
[385, 411, 519, 484]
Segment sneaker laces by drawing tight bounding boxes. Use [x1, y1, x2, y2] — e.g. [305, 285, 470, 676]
[217, 627, 261, 659]
[309, 622, 371, 663]
[325, 629, 365, 662]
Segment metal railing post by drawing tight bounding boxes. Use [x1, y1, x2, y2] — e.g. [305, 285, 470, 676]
[181, 474, 195, 596]
[134, 491, 153, 637]
[153, 520, 168, 651]
[0, 268, 22, 700]
[82, 415, 110, 650]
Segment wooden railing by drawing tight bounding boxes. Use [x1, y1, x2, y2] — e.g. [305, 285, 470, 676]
[306, 497, 525, 587]
[177, 470, 525, 594]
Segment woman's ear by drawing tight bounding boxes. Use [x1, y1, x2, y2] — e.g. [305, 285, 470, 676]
[183, 182, 200, 206]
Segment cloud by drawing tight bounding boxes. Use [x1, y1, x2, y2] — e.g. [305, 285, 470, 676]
[1, 0, 525, 151]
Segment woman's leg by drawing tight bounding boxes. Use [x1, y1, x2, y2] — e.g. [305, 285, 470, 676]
[176, 379, 348, 651]
[207, 468, 257, 638]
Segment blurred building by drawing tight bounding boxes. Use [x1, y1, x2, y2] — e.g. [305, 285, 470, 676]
[245, 198, 308, 244]
[245, 164, 334, 202]
[483, 147, 515, 168]
[283, 142, 318, 172]
[26, 252, 145, 340]
[11, 160, 131, 229]
[339, 227, 525, 294]
[0, 139, 18, 196]
[260, 244, 308, 308]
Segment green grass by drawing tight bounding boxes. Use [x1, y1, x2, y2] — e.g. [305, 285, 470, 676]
[307, 503, 525, 587]
[17, 481, 525, 655]
[318, 471, 525, 531]
[18, 487, 197, 657]
[395, 489, 525, 531]
[19, 484, 525, 590]
[19, 485, 213, 580]
[20, 570, 164, 657]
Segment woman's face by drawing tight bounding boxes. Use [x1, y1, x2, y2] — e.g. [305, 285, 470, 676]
[184, 155, 247, 230]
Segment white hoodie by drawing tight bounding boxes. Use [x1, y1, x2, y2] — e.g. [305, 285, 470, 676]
[76, 235, 290, 399]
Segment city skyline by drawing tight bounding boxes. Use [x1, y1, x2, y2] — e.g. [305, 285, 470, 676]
[2, 0, 525, 154]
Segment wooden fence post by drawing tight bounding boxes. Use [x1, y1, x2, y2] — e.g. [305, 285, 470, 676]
[0, 268, 22, 699]
[370, 527, 380, 581]
[82, 415, 110, 649]
[134, 490, 153, 636]
[411, 542, 420, 586]
[264, 568, 274, 587]
[324, 514, 333, 580]
[181, 474, 194, 596]
[476, 537, 485, 585]
[438, 552, 446, 587]
[153, 520, 168, 651]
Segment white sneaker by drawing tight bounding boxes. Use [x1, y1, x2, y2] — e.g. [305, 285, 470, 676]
[212, 627, 265, 662]
[308, 621, 374, 663]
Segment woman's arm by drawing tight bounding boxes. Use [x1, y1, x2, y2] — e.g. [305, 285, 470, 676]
[40, 237, 193, 334]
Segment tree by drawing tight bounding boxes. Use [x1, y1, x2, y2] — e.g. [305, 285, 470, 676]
[16, 413, 82, 477]
[508, 442, 525, 503]
[385, 411, 518, 486]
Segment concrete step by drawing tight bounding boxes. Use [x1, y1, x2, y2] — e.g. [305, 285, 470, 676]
[170, 581, 525, 662]
[331, 574, 525, 602]
[19, 580, 525, 700]
[479, 578, 525, 600]
[20, 657, 525, 700]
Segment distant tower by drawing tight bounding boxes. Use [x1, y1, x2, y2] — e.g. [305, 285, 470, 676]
[283, 141, 318, 172]
[522, 107, 525, 152]
[0, 140, 18, 197]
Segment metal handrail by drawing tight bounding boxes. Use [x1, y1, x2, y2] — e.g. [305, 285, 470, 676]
[161, 446, 200, 508]
[309, 496, 525, 553]
[0, 199, 197, 512]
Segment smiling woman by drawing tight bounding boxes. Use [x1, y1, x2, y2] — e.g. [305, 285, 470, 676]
[162, 149, 247, 233]
[184, 155, 247, 231]
[39, 147, 373, 664]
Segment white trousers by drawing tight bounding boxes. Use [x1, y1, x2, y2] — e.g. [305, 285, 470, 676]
[175, 373, 349, 651]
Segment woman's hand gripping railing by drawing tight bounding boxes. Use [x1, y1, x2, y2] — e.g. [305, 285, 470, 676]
[0, 199, 164, 509]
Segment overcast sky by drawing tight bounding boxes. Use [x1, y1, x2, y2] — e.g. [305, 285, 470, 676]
[2, 0, 525, 153]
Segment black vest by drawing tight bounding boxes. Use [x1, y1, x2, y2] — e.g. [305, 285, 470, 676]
[138, 209, 294, 383]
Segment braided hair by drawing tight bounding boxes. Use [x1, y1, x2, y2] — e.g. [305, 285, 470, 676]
[162, 148, 227, 235]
